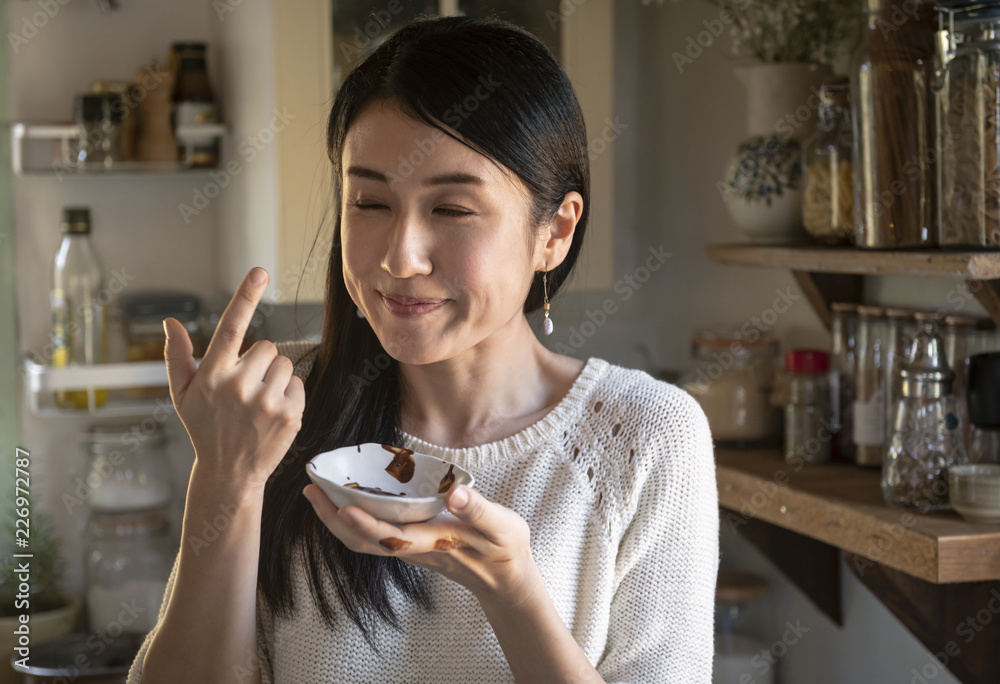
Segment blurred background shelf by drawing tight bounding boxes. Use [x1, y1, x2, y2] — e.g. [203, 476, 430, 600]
[22, 358, 189, 417]
[706, 243, 1000, 331]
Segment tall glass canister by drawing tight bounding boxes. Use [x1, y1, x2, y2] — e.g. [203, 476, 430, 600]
[831, 302, 859, 461]
[854, 306, 887, 466]
[937, 3, 1000, 247]
[851, 0, 940, 247]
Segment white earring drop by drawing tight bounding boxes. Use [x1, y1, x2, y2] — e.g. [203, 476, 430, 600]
[542, 269, 553, 336]
[357, 307, 365, 319]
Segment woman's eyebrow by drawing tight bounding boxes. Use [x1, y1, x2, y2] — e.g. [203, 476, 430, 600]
[347, 165, 485, 187]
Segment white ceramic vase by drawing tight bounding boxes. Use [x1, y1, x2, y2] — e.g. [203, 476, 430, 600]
[723, 61, 833, 242]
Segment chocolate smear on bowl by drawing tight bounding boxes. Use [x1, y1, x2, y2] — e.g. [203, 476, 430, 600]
[438, 464, 456, 494]
[382, 444, 416, 482]
[343, 481, 406, 497]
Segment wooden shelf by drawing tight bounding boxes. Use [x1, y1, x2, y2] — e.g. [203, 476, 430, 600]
[705, 242, 1000, 330]
[705, 242, 1000, 279]
[717, 449, 1000, 584]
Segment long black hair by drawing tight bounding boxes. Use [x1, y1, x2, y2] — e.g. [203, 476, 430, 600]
[257, 13, 591, 655]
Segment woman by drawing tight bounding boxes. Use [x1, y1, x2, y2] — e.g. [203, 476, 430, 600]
[131, 14, 718, 684]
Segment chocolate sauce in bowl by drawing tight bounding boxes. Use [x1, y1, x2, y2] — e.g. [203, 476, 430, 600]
[438, 464, 456, 494]
[382, 444, 416, 482]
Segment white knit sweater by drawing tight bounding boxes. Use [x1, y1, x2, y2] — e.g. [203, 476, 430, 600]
[128, 341, 719, 683]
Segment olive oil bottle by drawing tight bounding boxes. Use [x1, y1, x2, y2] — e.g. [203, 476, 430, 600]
[51, 207, 108, 409]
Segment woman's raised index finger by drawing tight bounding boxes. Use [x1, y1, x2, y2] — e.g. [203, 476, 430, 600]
[202, 267, 268, 372]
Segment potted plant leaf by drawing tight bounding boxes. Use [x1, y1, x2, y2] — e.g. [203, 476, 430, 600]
[0, 506, 80, 684]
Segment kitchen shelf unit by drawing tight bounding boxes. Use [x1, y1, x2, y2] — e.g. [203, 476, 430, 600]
[11, 121, 227, 176]
[705, 242, 1000, 331]
[22, 358, 191, 417]
[706, 242, 1000, 684]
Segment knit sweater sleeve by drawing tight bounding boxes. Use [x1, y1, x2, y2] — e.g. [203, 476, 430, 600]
[597, 382, 719, 683]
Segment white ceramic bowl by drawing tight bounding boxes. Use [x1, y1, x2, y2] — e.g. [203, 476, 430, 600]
[306, 442, 474, 524]
[949, 465, 1000, 525]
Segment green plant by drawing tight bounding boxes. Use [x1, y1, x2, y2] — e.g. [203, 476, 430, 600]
[0, 506, 69, 617]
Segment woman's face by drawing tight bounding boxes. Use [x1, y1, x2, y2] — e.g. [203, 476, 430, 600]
[340, 101, 540, 365]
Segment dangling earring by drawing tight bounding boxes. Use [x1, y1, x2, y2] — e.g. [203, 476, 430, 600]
[542, 266, 553, 336]
[356, 307, 366, 319]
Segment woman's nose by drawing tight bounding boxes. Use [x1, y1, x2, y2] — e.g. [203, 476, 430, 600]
[380, 211, 433, 278]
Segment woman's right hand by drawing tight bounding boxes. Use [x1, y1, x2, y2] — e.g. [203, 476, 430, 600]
[163, 267, 306, 492]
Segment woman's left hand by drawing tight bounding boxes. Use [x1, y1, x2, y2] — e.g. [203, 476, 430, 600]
[302, 483, 541, 606]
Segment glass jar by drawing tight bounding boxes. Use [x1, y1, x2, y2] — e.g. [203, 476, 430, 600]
[77, 421, 173, 514]
[680, 328, 781, 448]
[120, 291, 204, 399]
[803, 78, 855, 245]
[75, 92, 124, 167]
[831, 302, 859, 461]
[883, 324, 969, 510]
[84, 511, 174, 635]
[854, 306, 886, 466]
[784, 350, 832, 465]
[714, 572, 773, 684]
[937, 3, 1000, 247]
[851, 0, 940, 247]
[883, 308, 916, 444]
[968, 351, 1000, 464]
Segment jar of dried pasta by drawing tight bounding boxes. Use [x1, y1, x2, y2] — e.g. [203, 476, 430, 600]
[937, 2, 1000, 247]
[680, 327, 781, 448]
[802, 78, 854, 245]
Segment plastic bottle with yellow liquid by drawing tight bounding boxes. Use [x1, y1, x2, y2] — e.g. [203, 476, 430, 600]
[51, 207, 108, 409]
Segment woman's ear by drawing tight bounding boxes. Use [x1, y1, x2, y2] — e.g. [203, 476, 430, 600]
[536, 191, 583, 270]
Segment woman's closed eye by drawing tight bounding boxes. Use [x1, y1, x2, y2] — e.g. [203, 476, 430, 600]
[350, 201, 475, 218]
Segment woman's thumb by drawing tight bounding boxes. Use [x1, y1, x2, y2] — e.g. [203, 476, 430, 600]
[163, 317, 197, 399]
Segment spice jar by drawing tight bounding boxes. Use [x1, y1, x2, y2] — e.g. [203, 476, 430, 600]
[170, 42, 219, 167]
[851, 0, 940, 247]
[936, 2, 1000, 247]
[120, 291, 204, 399]
[883, 323, 968, 510]
[84, 511, 174, 635]
[802, 78, 854, 245]
[854, 306, 886, 466]
[968, 351, 1000, 464]
[680, 328, 781, 448]
[90, 80, 137, 162]
[784, 350, 832, 465]
[78, 421, 174, 513]
[75, 92, 125, 167]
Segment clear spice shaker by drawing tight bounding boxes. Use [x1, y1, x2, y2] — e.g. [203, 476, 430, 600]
[784, 350, 832, 465]
[883, 323, 968, 510]
[854, 306, 886, 466]
[831, 302, 859, 461]
[802, 78, 855, 245]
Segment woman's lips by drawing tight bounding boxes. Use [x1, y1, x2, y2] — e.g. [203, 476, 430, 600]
[380, 293, 447, 317]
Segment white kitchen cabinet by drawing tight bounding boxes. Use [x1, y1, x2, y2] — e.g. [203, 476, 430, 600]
[213, 0, 616, 305]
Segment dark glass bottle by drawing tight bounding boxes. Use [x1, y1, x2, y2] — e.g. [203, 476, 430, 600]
[170, 42, 219, 167]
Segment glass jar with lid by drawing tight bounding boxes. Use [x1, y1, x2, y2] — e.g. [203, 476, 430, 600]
[784, 350, 832, 465]
[680, 327, 781, 448]
[120, 291, 204, 399]
[802, 78, 854, 245]
[84, 510, 174, 635]
[77, 421, 174, 514]
[851, 0, 940, 247]
[937, 2, 1000, 247]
